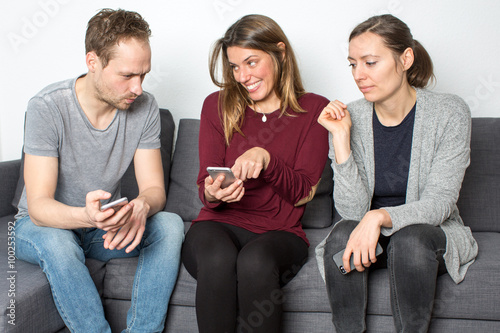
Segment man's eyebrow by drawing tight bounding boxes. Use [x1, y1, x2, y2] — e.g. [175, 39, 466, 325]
[118, 71, 150, 75]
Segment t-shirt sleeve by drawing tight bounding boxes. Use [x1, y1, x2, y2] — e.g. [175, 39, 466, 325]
[137, 96, 161, 150]
[24, 96, 61, 157]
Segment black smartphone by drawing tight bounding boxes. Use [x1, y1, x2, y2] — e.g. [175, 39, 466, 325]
[332, 243, 383, 274]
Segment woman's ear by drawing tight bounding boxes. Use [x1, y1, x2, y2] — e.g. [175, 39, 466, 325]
[277, 42, 286, 60]
[400, 47, 414, 71]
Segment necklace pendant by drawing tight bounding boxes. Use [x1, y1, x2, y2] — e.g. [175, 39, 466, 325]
[262, 114, 267, 122]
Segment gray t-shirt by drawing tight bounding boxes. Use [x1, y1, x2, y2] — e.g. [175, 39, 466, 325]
[15, 76, 161, 220]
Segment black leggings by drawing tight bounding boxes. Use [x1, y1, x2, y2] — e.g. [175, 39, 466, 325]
[181, 221, 308, 333]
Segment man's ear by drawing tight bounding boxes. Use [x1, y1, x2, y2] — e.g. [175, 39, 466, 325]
[86, 51, 99, 72]
[400, 47, 414, 71]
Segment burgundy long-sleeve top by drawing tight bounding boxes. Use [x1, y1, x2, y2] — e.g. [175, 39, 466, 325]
[194, 91, 329, 245]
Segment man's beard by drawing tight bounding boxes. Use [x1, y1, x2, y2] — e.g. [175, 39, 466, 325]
[95, 81, 136, 110]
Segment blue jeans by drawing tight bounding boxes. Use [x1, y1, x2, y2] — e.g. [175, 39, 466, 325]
[15, 212, 185, 333]
[323, 220, 447, 333]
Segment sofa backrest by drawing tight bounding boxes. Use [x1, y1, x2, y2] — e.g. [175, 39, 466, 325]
[457, 118, 500, 232]
[117, 108, 175, 201]
[165, 119, 203, 220]
[165, 118, 335, 229]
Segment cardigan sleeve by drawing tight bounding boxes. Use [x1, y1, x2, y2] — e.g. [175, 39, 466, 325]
[381, 95, 471, 235]
[330, 102, 373, 221]
[331, 140, 371, 220]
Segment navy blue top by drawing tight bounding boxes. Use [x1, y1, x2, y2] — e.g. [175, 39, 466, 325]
[371, 103, 416, 210]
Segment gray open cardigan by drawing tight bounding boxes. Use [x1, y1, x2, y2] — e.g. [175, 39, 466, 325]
[316, 88, 478, 284]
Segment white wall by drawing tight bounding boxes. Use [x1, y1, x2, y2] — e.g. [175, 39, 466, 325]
[1, 0, 499, 161]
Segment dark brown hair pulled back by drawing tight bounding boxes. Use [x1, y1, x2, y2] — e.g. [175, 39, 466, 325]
[349, 14, 434, 88]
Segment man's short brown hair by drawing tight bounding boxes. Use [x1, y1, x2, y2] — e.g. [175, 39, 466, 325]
[85, 8, 151, 68]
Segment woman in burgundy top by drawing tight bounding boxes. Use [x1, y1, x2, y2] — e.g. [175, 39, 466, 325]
[181, 14, 329, 332]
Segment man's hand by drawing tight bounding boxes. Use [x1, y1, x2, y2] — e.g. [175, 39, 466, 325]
[84, 190, 134, 231]
[101, 197, 150, 253]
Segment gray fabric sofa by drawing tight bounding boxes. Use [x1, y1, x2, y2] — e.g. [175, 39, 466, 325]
[1, 108, 499, 332]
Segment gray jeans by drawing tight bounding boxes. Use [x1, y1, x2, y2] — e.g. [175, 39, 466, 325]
[323, 220, 447, 333]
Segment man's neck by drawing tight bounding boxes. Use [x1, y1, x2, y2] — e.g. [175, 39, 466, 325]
[75, 75, 117, 129]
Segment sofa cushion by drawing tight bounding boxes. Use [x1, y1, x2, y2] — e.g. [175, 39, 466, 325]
[0, 215, 106, 332]
[101, 226, 500, 326]
[301, 159, 334, 228]
[10, 154, 24, 209]
[10, 108, 175, 210]
[0, 160, 21, 217]
[366, 231, 500, 321]
[457, 118, 500, 232]
[165, 119, 203, 221]
[283, 230, 500, 323]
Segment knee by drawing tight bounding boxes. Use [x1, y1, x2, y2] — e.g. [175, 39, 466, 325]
[147, 212, 185, 245]
[388, 225, 443, 268]
[18, 227, 84, 266]
[184, 232, 237, 276]
[237, 246, 277, 283]
[324, 219, 358, 255]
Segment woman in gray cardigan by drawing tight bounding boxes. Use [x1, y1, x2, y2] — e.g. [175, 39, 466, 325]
[315, 15, 478, 333]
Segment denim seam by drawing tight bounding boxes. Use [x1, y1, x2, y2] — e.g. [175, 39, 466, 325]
[362, 271, 368, 332]
[125, 245, 145, 332]
[16, 233, 76, 332]
[388, 244, 403, 332]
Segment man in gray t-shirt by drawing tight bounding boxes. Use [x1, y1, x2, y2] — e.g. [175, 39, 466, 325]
[15, 9, 184, 333]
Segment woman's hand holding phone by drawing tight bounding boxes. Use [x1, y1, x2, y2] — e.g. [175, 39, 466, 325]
[205, 167, 244, 203]
[343, 210, 392, 273]
[204, 147, 270, 203]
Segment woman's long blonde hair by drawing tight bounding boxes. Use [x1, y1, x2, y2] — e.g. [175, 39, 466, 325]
[209, 14, 306, 145]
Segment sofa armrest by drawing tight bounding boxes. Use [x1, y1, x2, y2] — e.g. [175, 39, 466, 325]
[0, 159, 21, 217]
